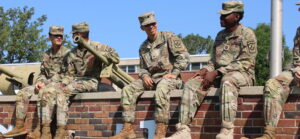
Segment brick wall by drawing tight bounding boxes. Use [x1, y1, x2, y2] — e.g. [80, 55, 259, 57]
[0, 91, 299, 139]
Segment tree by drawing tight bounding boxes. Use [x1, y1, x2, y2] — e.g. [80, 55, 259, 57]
[254, 23, 292, 86]
[178, 33, 214, 54]
[0, 6, 48, 63]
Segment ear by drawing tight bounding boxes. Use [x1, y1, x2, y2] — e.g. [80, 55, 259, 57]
[235, 13, 241, 21]
[140, 25, 144, 31]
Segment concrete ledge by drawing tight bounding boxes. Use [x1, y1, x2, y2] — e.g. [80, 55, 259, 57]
[0, 86, 299, 102]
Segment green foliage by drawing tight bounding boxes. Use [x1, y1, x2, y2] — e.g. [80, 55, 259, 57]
[254, 23, 292, 86]
[0, 6, 48, 63]
[178, 33, 214, 54]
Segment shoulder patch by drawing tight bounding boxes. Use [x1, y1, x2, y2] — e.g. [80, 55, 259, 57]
[248, 41, 256, 54]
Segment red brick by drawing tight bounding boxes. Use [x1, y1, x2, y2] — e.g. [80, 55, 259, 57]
[75, 106, 88, 111]
[79, 124, 94, 130]
[88, 130, 102, 137]
[276, 135, 295, 139]
[234, 119, 252, 126]
[205, 112, 219, 118]
[0, 113, 9, 117]
[283, 104, 296, 111]
[27, 107, 36, 112]
[67, 124, 78, 130]
[238, 104, 253, 111]
[277, 120, 296, 127]
[276, 127, 298, 134]
[241, 112, 262, 118]
[203, 126, 220, 133]
[75, 119, 89, 124]
[82, 101, 109, 105]
[243, 96, 262, 103]
[4, 107, 15, 112]
[136, 111, 153, 119]
[88, 106, 101, 111]
[102, 105, 120, 111]
[253, 104, 263, 111]
[234, 127, 242, 134]
[69, 107, 76, 112]
[102, 119, 113, 124]
[252, 119, 265, 126]
[109, 100, 121, 105]
[94, 112, 109, 118]
[190, 126, 201, 132]
[194, 112, 205, 118]
[138, 99, 153, 104]
[199, 104, 214, 111]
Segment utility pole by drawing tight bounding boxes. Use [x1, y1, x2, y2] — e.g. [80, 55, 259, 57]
[270, 0, 283, 77]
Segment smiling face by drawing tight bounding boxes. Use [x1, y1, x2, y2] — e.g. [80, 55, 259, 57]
[141, 22, 158, 40]
[49, 34, 63, 48]
[220, 12, 240, 28]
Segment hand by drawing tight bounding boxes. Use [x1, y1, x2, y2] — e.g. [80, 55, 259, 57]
[142, 76, 154, 88]
[163, 74, 177, 79]
[191, 68, 208, 79]
[202, 70, 219, 90]
[60, 83, 66, 89]
[35, 82, 45, 91]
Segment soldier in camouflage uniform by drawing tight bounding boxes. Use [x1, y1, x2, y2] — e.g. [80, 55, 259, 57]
[109, 12, 189, 139]
[1, 26, 69, 138]
[164, 1, 257, 139]
[246, 3, 300, 139]
[39, 22, 120, 139]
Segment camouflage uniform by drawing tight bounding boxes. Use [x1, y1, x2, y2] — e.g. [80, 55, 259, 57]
[1, 26, 68, 138]
[121, 30, 189, 124]
[39, 22, 120, 126]
[262, 27, 300, 127]
[16, 45, 69, 119]
[179, 24, 257, 129]
[16, 26, 69, 120]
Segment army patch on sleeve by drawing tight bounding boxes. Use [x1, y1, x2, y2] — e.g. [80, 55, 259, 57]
[174, 40, 182, 48]
[248, 41, 256, 53]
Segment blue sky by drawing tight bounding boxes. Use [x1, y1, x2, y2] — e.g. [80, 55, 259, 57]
[0, 0, 299, 58]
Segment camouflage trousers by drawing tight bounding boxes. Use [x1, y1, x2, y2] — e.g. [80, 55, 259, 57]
[16, 85, 41, 119]
[179, 71, 252, 129]
[121, 78, 181, 124]
[39, 79, 98, 126]
[264, 71, 294, 127]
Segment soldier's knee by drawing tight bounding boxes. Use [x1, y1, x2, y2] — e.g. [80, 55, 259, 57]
[264, 78, 282, 97]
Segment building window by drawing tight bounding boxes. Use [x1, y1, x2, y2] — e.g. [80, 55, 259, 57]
[128, 65, 135, 73]
[185, 62, 207, 71]
[119, 65, 138, 73]
[120, 66, 127, 72]
[191, 63, 200, 71]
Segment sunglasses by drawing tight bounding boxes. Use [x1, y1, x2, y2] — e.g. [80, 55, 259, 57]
[144, 22, 156, 27]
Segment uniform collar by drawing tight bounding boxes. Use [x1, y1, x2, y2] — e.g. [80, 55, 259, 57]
[146, 31, 164, 49]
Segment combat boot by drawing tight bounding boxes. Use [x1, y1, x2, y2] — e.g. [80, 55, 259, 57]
[108, 123, 136, 139]
[153, 123, 167, 139]
[28, 119, 41, 139]
[163, 123, 191, 139]
[2, 118, 27, 137]
[254, 125, 275, 139]
[41, 123, 52, 139]
[215, 128, 233, 139]
[54, 125, 66, 139]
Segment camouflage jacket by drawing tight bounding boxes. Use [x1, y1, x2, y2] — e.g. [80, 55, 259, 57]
[290, 27, 300, 73]
[204, 25, 257, 80]
[62, 40, 120, 84]
[139, 31, 190, 83]
[36, 46, 70, 85]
